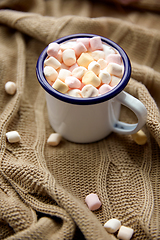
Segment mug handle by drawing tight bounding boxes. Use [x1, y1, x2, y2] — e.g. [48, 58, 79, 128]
[110, 91, 147, 134]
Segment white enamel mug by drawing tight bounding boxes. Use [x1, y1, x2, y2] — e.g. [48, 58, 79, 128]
[36, 34, 147, 143]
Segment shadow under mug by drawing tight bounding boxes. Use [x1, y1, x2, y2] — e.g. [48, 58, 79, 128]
[36, 34, 147, 143]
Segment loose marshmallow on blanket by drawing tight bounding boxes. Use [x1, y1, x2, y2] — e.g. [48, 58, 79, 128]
[5, 81, 17, 95]
[106, 53, 122, 65]
[47, 42, 60, 58]
[92, 50, 105, 61]
[44, 56, 61, 70]
[72, 66, 87, 80]
[62, 49, 76, 66]
[77, 52, 94, 68]
[110, 76, 121, 87]
[47, 133, 62, 146]
[67, 89, 82, 98]
[98, 59, 108, 70]
[99, 84, 113, 95]
[6, 131, 21, 143]
[107, 62, 123, 78]
[117, 226, 134, 240]
[131, 130, 147, 145]
[82, 71, 101, 88]
[81, 84, 99, 98]
[77, 38, 90, 49]
[99, 71, 111, 84]
[88, 61, 101, 76]
[104, 218, 121, 234]
[58, 69, 72, 81]
[52, 79, 69, 93]
[43, 66, 58, 84]
[73, 42, 87, 57]
[85, 193, 102, 211]
[90, 36, 103, 51]
[65, 76, 81, 89]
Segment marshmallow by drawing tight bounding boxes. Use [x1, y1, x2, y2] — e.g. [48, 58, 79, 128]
[81, 84, 99, 98]
[103, 44, 115, 58]
[69, 63, 78, 72]
[47, 133, 62, 146]
[62, 49, 76, 66]
[77, 53, 94, 68]
[58, 69, 72, 81]
[90, 36, 103, 51]
[92, 50, 105, 61]
[110, 76, 121, 87]
[99, 84, 113, 95]
[77, 38, 90, 49]
[131, 130, 147, 145]
[85, 193, 102, 211]
[104, 218, 121, 233]
[6, 131, 21, 143]
[5, 81, 17, 95]
[117, 226, 134, 240]
[67, 89, 82, 98]
[65, 76, 81, 89]
[43, 66, 58, 83]
[88, 61, 101, 75]
[47, 42, 60, 58]
[72, 66, 87, 80]
[97, 59, 108, 70]
[56, 50, 63, 63]
[44, 56, 61, 70]
[106, 53, 122, 65]
[73, 42, 87, 57]
[99, 71, 111, 84]
[82, 71, 101, 88]
[107, 62, 123, 78]
[52, 79, 69, 93]
[60, 41, 76, 51]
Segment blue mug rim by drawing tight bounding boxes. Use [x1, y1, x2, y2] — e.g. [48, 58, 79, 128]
[36, 34, 131, 105]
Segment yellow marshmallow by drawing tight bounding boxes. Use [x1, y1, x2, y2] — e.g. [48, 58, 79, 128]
[131, 130, 147, 145]
[77, 53, 94, 68]
[82, 71, 101, 88]
[52, 79, 69, 93]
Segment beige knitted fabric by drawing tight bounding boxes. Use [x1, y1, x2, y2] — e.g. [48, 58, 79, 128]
[0, 0, 160, 239]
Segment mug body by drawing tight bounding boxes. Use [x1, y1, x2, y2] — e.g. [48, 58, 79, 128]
[46, 92, 121, 143]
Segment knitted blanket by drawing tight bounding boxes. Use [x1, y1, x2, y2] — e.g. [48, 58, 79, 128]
[0, 0, 160, 239]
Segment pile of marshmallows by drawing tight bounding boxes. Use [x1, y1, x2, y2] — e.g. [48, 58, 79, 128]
[43, 36, 124, 98]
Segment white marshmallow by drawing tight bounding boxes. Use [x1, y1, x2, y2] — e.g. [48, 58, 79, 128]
[69, 63, 78, 72]
[6, 131, 21, 143]
[117, 226, 134, 240]
[52, 79, 69, 93]
[104, 218, 121, 233]
[85, 193, 102, 211]
[5, 81, 17, 95]
[62, 49, 76, 67]
[99, 71, 111, 84]
[110, 76, 121, 87]
[107, 62, 123, 78]
[72, 66, 87, 80]
[103, 44, 115, 58]
[43, 66, 58, 83]
[82, 71, 101, 88]
[65, 76, 81, 89]
[58, 69, 72, 81]
[60, 41, 76, 51]
[81, 84, 99, 98]
[99, 84, 112, 95]
[97, 59, 108, 70]
[67, 89, 82, 98]
[90, 36, 103, 51]
[47, 42, 60, 58]
[47, 133, 62, 146]
[92, 50, 105, 61]
[88, 61, 101, 76]
[131, 130, 147, 145]
[44, 56, 61, 70]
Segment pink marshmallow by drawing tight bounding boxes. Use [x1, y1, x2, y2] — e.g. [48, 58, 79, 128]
[65, 76, 81, 89]
[85, 193, 102, 211]
[73, 42, 87, 57]
[99, 84, 113, 95]
[90, 36, 103, 51]
[69, 63, 79, 72]
[47, 42, 60, 58]
[77, 38, 90, 49]
[106, 54, 122, 65]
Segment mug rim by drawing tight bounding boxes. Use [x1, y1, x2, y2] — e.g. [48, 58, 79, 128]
[36, 34, 131, 105]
